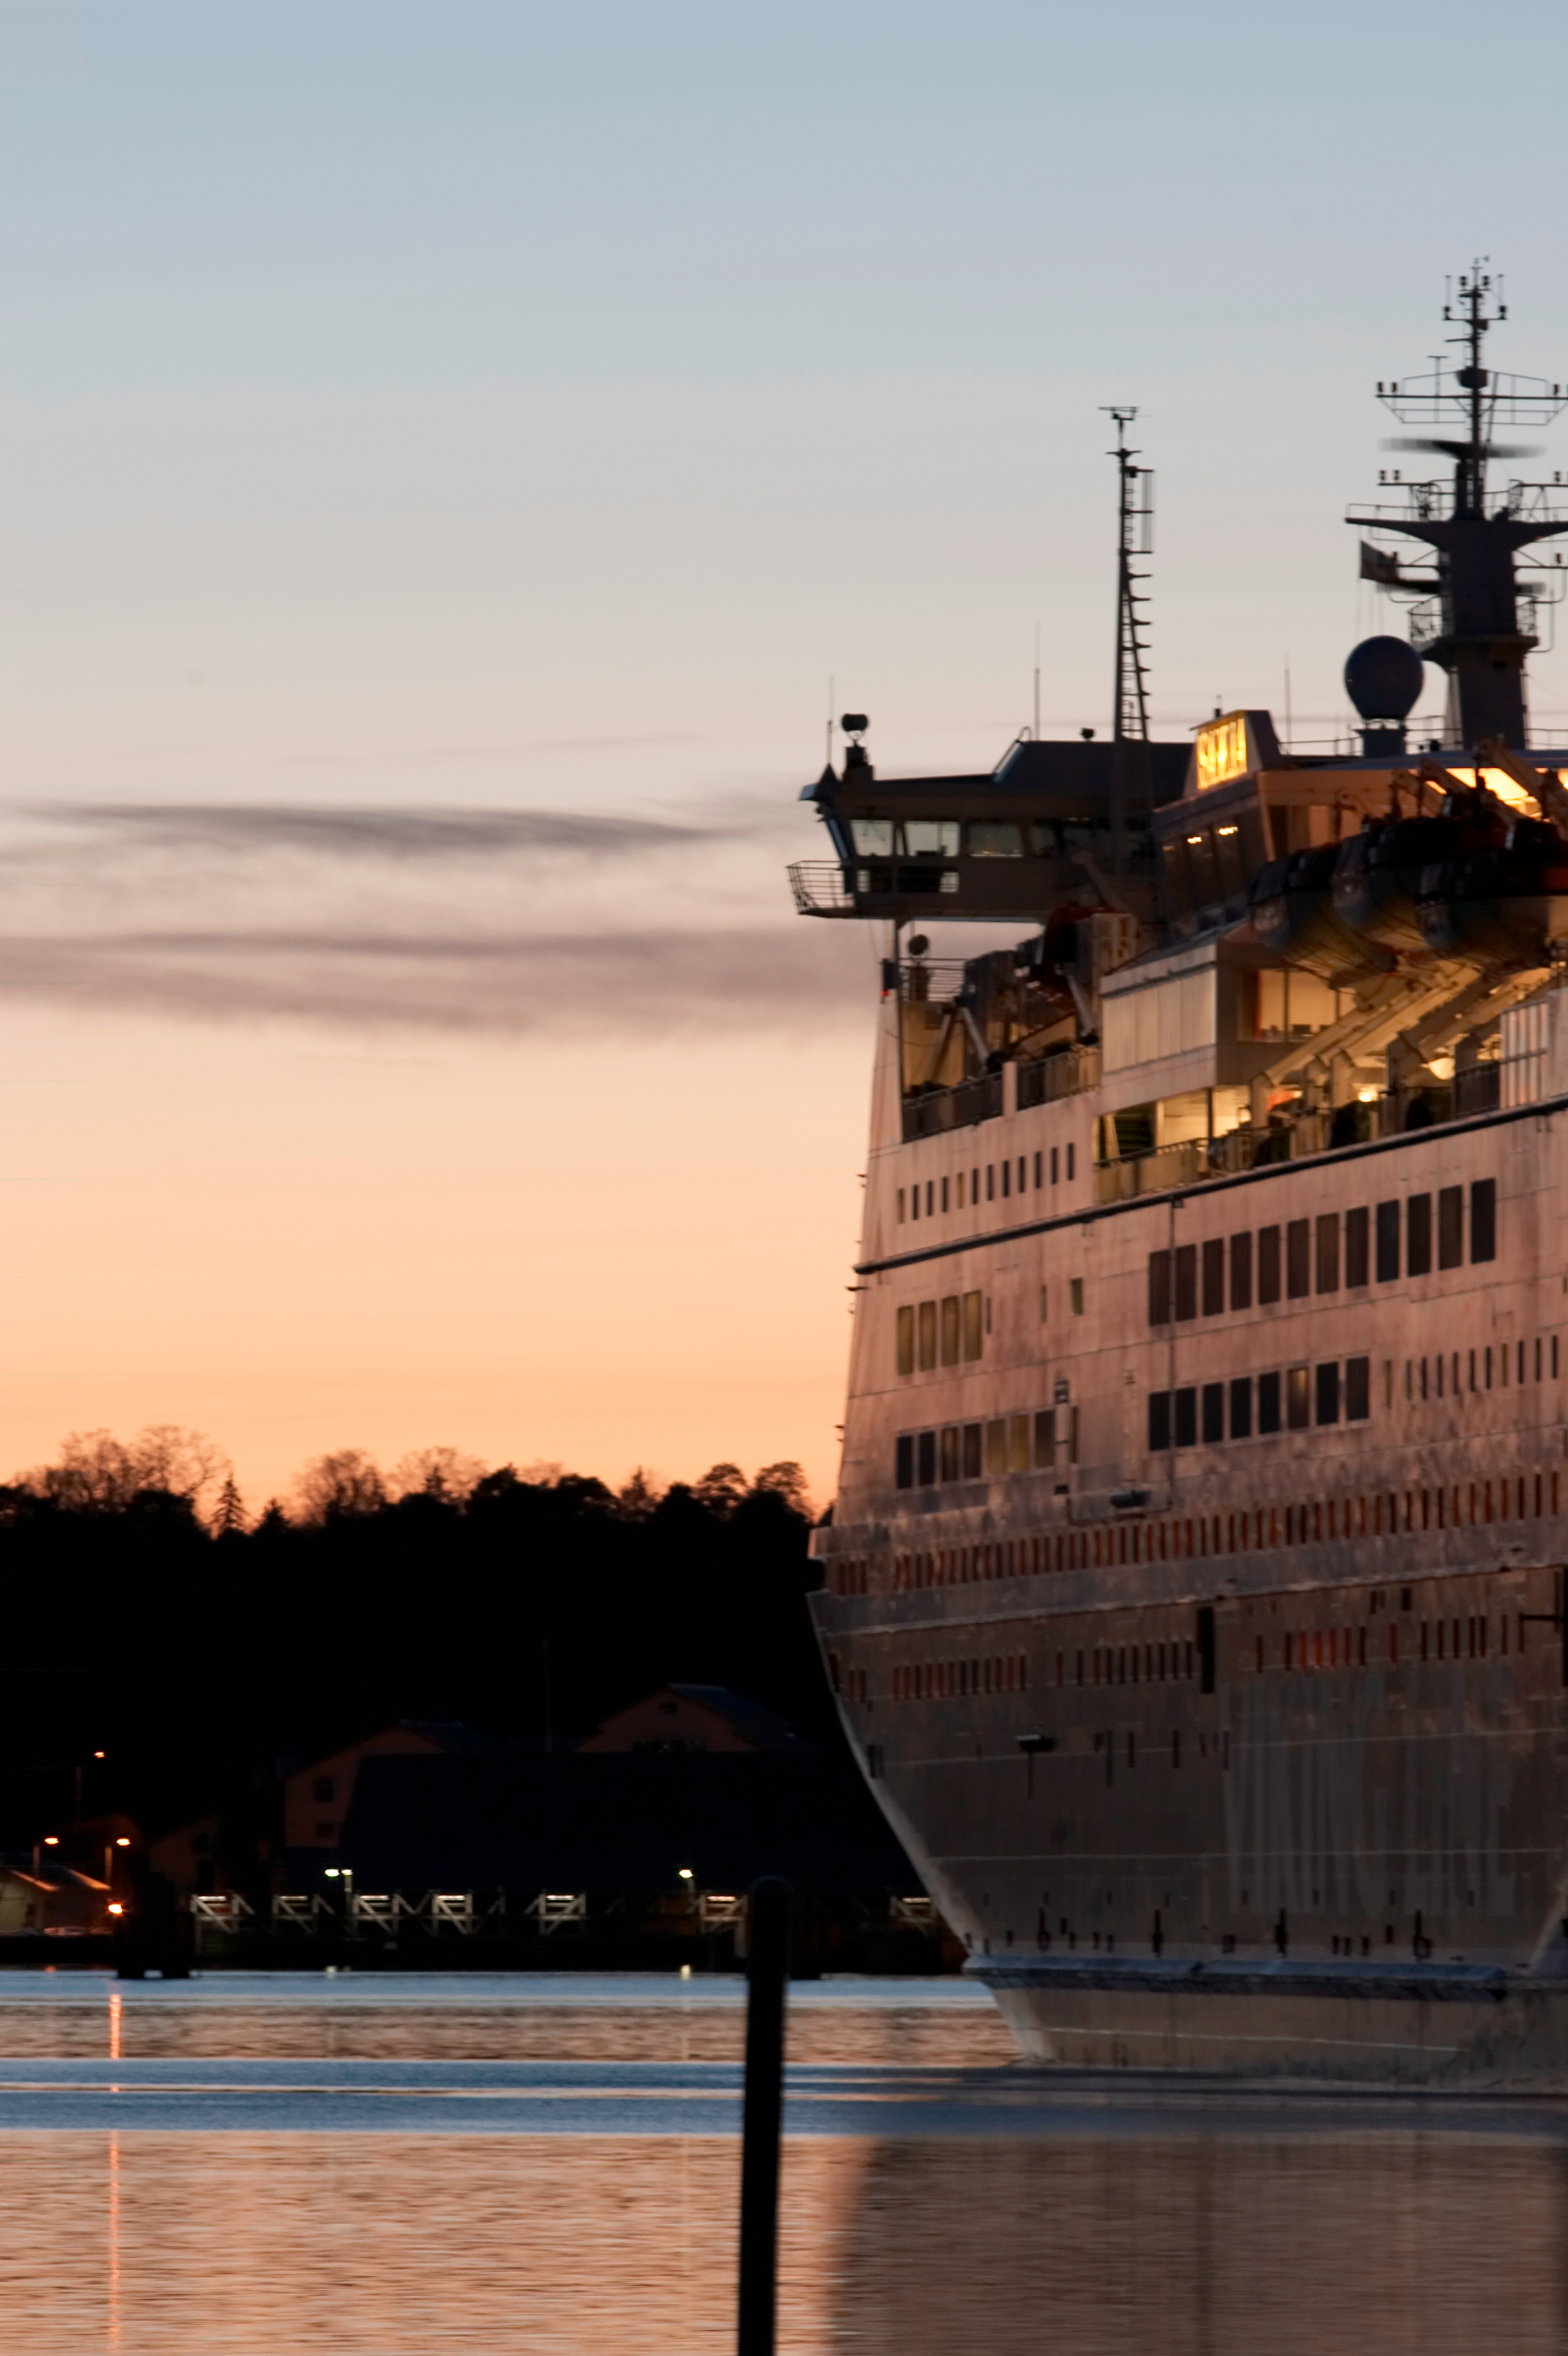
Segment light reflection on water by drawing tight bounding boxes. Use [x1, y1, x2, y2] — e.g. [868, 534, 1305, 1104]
[2, 1973, 1567, 2353]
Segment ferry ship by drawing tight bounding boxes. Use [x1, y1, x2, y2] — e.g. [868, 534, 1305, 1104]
[797, 269, 1568, 2081]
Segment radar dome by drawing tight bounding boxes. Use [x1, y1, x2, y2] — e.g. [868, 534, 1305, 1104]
[1343, 636, 1425, 723]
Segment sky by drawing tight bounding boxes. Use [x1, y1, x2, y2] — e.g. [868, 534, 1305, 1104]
[1, 0, 1567, 1511]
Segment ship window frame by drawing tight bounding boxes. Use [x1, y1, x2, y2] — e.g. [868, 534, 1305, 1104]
[1438, 1185, 1463, 1269]
[1315, 1361, 1340, 1426]
[1315, 1213, 1339, 1295]
[963, 1423, 983, 1479]
[916, 1430, 937, 1486]
[1375, 1199, 1401, 1282]
[966, 820, 1025, 859]
[1286, 1218, 1311, 1300]
[1229, 1230, 1253, 1312]
[1229, 1375, 1253, 1440]
[1201, 1381, 1225, 1444]
[1202, 1238, 1225, 1317]
[1286, 1364, 1310, 1429]
[1259, 1370, 1282, 1434]
[1174, 1244, 1198, 1321]
[962, 1292, 984, 1362]
[1257, 1224, 1282, 1306]
[1345, 1204, 1370, 1288]
[1407, 1192, 1433, 1278]
[1471, 1177, 1497, 1263]
[1148, 1391, 1171, 1452]
[940, 1295, 961, 1367]
[896, 1304, 914, 1378]
[1346, 1356, 1371, 1421]
[1173, 1386, 1198, 1449]
[918, 1300, 937, 1372]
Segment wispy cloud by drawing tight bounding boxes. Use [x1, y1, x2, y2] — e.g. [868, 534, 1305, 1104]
[26, 799, 745, 863]
[0, 793, 867, 1037]
[0, 923, 871, 1036]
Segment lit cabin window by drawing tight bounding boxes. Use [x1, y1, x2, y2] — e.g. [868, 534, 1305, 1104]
[967, 822, 1024, 857]
[850, 818, 892, 855]
[901, 820, 959, 856]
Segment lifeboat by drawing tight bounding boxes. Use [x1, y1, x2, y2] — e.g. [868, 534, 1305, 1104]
[1416, 816, 1568, 964]
[1250, 845, 1386, 976]
[1331, 816, 1468, 951]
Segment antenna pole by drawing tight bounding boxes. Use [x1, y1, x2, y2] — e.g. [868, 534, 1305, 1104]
[1103, 406, 1152, 874]
[1033, 621, 1040, 740]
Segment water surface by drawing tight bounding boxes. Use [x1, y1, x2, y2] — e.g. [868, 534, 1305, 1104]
[3, 1970, 1566, 2353]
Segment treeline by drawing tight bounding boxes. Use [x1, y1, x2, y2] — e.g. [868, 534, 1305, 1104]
[0, 1429, 827, 1846]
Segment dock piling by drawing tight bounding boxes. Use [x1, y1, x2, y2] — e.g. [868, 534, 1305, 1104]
[737, 1875, 791, 2356]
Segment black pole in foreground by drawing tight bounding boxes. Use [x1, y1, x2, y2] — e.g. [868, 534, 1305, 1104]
[737, 1875, 792, 2356]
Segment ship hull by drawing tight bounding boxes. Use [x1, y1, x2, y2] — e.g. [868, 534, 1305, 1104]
[812, 978, 1568, 2079]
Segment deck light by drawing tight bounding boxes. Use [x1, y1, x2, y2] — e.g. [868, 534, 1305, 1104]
[114, 1837, 130, 1848]
[107, 1903, 124, 1917]
[43, 1836, 58, 1848]
[678, 1867, 694, 1881]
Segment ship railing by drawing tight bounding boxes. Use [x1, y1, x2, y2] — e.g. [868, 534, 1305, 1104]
[1016, 1046, 1101, 1107]
[787, 861, 857, 916]
[902, 1072, 1003, 1140]
[1095, 1068, 1511, 1204]
[1407, 598, 1444, 654]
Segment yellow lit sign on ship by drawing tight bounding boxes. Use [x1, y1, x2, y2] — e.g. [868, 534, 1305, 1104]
[1195, 713, 1250, 791]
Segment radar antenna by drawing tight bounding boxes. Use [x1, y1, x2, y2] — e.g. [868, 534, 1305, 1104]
[1347, 265, 1568, 747]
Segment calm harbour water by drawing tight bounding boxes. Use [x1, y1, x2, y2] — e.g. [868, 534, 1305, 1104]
[1, 1970, 1567, 2353]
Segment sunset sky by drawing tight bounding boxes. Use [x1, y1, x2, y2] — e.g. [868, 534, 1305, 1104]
[1, 1, 1565, 1510]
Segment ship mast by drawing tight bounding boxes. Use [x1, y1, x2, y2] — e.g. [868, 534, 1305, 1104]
[1104, 405, 1153, 872]
[1347, 265, 1568, 748]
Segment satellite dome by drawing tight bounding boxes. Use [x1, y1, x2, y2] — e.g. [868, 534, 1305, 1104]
[1344, 636, 1425, 723]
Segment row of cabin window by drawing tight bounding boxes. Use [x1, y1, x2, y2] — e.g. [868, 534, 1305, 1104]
[1148, 1181, 1496, 1325]
[1406, 1335, 1558, 1399]
[889, 1654, 1029, 1701]
[1149, 1359, 1372, 1449]
[896, 1406, 1074, 1489]
[850, 817, 1089, 859]
[896, 1292, 986, 1374]
[898, 1142, 1076, 1224]
[1260, 1615, 1511, 1672]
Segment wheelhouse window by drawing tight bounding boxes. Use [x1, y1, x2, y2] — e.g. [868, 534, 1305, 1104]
[966, 822, 1024, 857]
[850, 818, 893, 855]
[900, 819, 959, 856]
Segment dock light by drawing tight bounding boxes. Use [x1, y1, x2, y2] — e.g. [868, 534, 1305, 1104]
[114, 1837, 130, 1848]
[43, 1836, 58, 1848]
[324, 1868, 340, 1879]
[93, 1751, 105, 1760]
[678, 1867, 694, 1881]
[107, 1903, 124, 1917]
